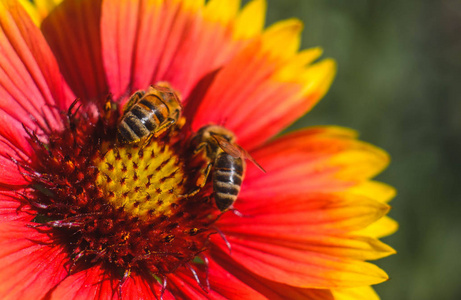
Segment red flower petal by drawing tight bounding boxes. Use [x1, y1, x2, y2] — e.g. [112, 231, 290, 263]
[49, 265, 120, 300]
[121, 274, 175, 300]
[211, 250, 334, 300]
[0, 221, 68, 299]
[51, 268, 179, 300]
[0, 112, 34, 158]
[168, 261, 264, 300]
[0, 155, 29, 188]
[41, 0, 108, 101]
[0, 191, 32, 222]
[0, 113, 35, 188]
[0, 0, 74, 130]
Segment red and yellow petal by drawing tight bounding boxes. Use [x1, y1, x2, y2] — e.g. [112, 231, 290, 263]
[213, 194, 393, 288]
[209, 126, 394, 289]
[226, 193, 389, 234]
[101, 0, 264, 101]
[240, 127, 389, 201]
[210, 253, 335, 300]
[218, 209, 394, 261]
[191, 21, 336, 150]
[163, 0, 266, 98]
[211, 234, 389, 289]
[0, 221, 68, 299]
[0, 0, 74, 130]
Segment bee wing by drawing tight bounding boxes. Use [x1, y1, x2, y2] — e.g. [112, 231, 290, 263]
[211, 134, 266, 173]
[237, 145, 266, 173]
[154, 83, 183, 102]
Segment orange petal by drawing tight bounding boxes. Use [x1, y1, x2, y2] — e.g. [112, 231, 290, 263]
[41, 0, 108, 101]
[0, 0, 74, 130]
[0, 221, 68, 299]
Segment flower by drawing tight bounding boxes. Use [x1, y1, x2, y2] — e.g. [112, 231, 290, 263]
[0, 0, 397, 299]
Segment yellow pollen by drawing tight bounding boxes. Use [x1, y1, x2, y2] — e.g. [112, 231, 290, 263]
[94, 140, 186, 218]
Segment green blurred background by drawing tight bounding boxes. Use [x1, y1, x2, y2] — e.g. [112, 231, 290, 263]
[263, 0, 461, 299]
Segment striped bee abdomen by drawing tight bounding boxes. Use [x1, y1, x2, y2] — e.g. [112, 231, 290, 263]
[117, 85, 182, 144]
[212, 152, 244, 211]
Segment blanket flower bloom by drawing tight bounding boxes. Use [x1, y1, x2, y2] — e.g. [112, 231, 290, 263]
[0, 0, 397, 299]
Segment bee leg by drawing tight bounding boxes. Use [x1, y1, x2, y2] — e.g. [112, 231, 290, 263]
[153, 118, 177, 138]
[122, 90, 145, 113]
[139, 118, 176, 150]
[193, 142, 210, 155]
[179, 163, 212, 198]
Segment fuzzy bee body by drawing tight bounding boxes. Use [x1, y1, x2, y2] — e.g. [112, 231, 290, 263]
[118, 84, 182, 144]
[189, 125, 264, 211]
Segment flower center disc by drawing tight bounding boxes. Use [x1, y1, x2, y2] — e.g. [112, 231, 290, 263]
[95, 142, 186, 218]
[27, 101, 216, 278]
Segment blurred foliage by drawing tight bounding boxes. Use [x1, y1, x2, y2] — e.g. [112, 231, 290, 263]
[262, 0, 461, 299]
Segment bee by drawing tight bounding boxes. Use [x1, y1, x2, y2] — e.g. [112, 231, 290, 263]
[190, 125, 265, 211]
[117, 83, 182, 144]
